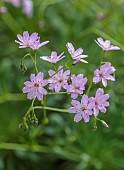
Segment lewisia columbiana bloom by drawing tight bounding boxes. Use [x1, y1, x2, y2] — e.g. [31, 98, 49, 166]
[66, 42, 88, 64]
[22, 72, 48, 101]
[40, 51, 65, 64]
[66, 74, 87, 99]
[68, 94, 93, 123]
[89, 88, 109, 117]
[48, 66, 70, 92]
[95, 37, 120, 51]
[15, 31, 49, 50]
[93, 62, 116, 87]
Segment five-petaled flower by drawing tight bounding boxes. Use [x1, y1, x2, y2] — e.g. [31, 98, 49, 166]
[40, 51, 65, 64]
[68, 94, 93, 123]
[15, 31, 49, 50]
[66, 42, 88, 64]
[89, 88, 109, 117]
[93, 62, 116, 87]
[22, 72, 48, 101]
[95, 37, 120, 51]
[48, 66, 70, 92]
[66, 74, 87, 99]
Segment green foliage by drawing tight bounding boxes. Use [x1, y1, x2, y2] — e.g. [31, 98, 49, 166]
[0, 0, 124, 169]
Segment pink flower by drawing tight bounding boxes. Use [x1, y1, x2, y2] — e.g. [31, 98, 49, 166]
[68, 95, 93, 123]
[66, 74, 87, 99]
[15, 31, 39, 48]
[5, 0, 20, 7]
[22, 72, 48, 101]
[15, 31, 49, 50]
[0, 6, 7, 13]
[66, 42, 88, 64]
[48, 66, 70, 92]
[40, 51, 65, 64]
[89, 88, 109, 117]
[30, 39, 49, 51]
[93, 62, 116, 87]
[22, 0, 33, 18]
[95, 37, 120, 51]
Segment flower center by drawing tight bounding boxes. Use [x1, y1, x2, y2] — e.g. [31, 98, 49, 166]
[80, 106, 87, 112]
[34, 83, 39, 87]
[95, 100, 99, 105]
[75, 84, 80, 90]
[58, 78, 63, 83]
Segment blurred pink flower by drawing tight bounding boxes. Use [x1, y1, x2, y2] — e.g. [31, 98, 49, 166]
[5, 0, 20, 7]
[22, 0, 33, 18]
[0, 6, 7, 13]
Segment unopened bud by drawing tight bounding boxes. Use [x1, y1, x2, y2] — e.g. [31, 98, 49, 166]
[102, 121, 109, 128]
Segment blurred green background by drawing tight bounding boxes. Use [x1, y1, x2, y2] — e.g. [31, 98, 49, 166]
[0, 0, 124, 169]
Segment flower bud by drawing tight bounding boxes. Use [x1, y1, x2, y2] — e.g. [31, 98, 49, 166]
[102, 121, 109, 128]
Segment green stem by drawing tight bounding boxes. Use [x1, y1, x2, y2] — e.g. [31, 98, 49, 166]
[28, 49, 38, 73]
[34, 52, 38, 73]
[25, 97, 36, 117]
[86, 82, 93, 95]
[28, 49, 35, 63]
[93, 116, 97, 129]
[42, 96, 48, 124]
[33, 106, 68, 113]
[47, 92, 67, 95]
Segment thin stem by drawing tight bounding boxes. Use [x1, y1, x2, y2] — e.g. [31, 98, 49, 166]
[28, 49, 35, 63]
[93, 116, 97, 129]
[34, 52, 38, 73]
[86, 82, 93, 95]
[42, 96, 48, 124]
[28, 49, 38, 73]
[47, 92, 67, 95]
[25, 97, 36, 117]
[22, 53, 31, 60]
[53, 64, 57, 71]
[33, 106, 68, 113]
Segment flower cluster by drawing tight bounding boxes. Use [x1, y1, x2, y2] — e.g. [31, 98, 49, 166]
[68, 88, 109, 123]
[16, 31, 120, 129]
